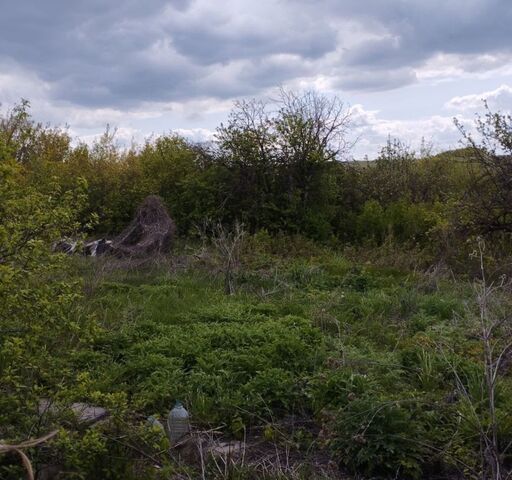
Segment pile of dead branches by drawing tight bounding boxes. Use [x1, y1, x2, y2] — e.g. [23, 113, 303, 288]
[113, 195, 175, 257]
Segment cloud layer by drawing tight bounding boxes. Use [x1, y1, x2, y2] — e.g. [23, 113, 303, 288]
[2, 0, 512, 107]
[1, 0, 512, 157]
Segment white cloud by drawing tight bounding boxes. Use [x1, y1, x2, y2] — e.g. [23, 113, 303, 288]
[0, 63, 52, 105]
[350, 105, 468, 159]
[445, 84, 512, 111]
[173, 128, 215, 143]
[418, 53, 512, 83]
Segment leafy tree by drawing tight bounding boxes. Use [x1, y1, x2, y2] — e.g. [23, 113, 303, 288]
[0, 143, 95, 442]
[138, 135, 226, 234]
[215, 97, 279, 230]
[0, 99, 71, 169]
[455, 105, 512, 235]
[364, 137, 418, 204]
[216, 90, 352, 237]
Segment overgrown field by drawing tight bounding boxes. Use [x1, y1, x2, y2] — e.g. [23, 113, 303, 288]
[3, 97, 512, 478]
[3, 238, 510, 479]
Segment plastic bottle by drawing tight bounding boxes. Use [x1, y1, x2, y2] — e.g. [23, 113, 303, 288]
[147, 415, 165, 435]
[167, 400, 190, 444]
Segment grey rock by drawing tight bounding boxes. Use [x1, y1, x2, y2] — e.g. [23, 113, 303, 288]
[70, 403, 108, 424]
[38, 399, 108, 424]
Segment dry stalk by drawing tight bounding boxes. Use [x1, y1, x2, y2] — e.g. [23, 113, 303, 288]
[196, 220, 246, 295]
[0, 430, 58, 480]
[440, 238, 512, 480]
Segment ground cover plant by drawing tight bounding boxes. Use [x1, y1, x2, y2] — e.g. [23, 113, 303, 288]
[4, 235, 512, 479]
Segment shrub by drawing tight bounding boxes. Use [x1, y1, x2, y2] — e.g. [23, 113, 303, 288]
[0, 158, 95, 439]
[328, 398, 430, 478]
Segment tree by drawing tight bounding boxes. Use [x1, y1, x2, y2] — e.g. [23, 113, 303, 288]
[0, 99, 71, 169]
[215, 89, 352, 237]
[0, 137, 94, 443]
[455, 105, 512, 235]
[365, 137, 417, 204]
[274, 89, 352, 234]
[215, 98, 278, 230]
[274, 88, 352, 165]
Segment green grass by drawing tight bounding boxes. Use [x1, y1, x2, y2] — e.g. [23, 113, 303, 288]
[55, 246, 512, 478]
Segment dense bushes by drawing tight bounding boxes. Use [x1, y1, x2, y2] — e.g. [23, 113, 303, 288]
[2, 218, 512, 477]
[50, 247, 510, 479]
[0, 97, 471, 248]
[1, 92, 509, 256]
[3, 96, 512, 253]
[91, 280, 327, 425]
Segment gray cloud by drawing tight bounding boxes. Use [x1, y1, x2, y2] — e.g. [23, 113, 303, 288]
[333, 0, 512, 72]
[167, 10, 337, 65]
[1, 0, 512, 108]
[336, 68, 417, 92]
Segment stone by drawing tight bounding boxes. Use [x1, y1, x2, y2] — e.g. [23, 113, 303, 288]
[38, 399, 108, 424]
[70, 403, 108, 424]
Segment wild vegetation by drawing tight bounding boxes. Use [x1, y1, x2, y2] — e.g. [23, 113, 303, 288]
[1, 93, 512, 479]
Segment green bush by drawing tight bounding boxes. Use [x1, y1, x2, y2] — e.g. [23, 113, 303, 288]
[0, 158, 96, 439]
[310, 370, 377, 411]
[328, 398, 429, 478]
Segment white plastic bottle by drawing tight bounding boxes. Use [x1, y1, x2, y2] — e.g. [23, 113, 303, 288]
[167, 400, 190, 444]
[147, 415, 165, 434]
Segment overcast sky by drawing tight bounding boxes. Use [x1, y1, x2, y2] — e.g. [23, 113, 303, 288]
[1, 0, 512, 158]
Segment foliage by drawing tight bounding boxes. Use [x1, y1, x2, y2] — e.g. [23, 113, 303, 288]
[455, 105, 512, 235]
[214, 89, 351, 237]
[45, 244, 509, 478]
[328, 398, 430, 478]
[0, 134, 100, 476]
[0, 97, 490, 252]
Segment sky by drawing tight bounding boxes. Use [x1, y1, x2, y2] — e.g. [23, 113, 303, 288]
[1, 0, 512, 158]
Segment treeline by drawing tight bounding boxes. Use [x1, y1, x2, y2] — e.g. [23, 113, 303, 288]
[2, 93, 512, 253]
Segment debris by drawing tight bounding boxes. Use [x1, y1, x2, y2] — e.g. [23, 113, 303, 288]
[146, 416, 166, 434]
[83, 238, 113, 256]
[113, 195, 175, 257]
[52, 196, 174, 259]
[167, 401, 190, 445]
[53, 239, 77, 254]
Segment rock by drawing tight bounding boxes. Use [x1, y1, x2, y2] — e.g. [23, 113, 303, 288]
[209, 441, 245, 457]
[38, 399, 108, 425]
[171, 435, 246, 467]
[38, 398, 56, 416]
[70, 403, 108, 424]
